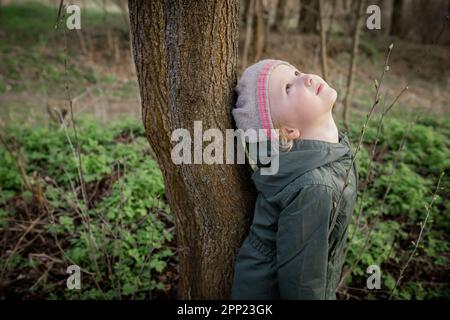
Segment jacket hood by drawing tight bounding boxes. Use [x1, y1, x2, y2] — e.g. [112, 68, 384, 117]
[251, 130, 353, 198]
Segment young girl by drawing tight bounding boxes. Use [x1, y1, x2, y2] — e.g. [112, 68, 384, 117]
[231, 59, 359, 300]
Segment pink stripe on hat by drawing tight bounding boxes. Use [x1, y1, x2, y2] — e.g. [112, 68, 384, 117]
[257, 60, 277, 140]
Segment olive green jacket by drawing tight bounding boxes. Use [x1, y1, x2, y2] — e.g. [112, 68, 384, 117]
[232, 130, 359, 300]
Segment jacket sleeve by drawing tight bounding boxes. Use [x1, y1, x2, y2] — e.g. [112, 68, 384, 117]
[276, 184, 334, 299]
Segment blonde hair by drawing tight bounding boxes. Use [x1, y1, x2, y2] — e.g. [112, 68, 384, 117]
[271, 116, 297, 153]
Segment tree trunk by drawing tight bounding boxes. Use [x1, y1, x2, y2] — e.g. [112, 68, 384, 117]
[241, 0, 251, 28]
[242, 0, 268, 68]
[298, 0, 319, 33]
[272, 0, 287, 32]
[325, 1, 337, 47]
[379, 0, 394, 37]
[318, 0, 328, 82]
[242, 0, 255, 69]
[390, 0, 403, 36]
[254, 0, 268, 62]
[342, 0, 365, 131]
[128, 0, 256, 299]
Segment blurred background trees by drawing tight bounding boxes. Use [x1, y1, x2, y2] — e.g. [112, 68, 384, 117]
[0, 0, 448, 300]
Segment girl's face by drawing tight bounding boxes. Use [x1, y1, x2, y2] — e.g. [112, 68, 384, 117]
[268, 64, 337, 137]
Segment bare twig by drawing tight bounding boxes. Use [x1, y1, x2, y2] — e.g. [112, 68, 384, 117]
[0, 214, 46, 283]
[58, 6, 104, 291]
[389, 172, 445, 299]
[338, 114, 417, 289]
[337, 14, 449, 294]
[54, 0, 65, 29]
[328, 43, 395, 241]
[348, 86, 409, 242]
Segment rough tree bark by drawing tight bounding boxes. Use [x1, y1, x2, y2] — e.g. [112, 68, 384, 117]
[128, 0, 256, 299]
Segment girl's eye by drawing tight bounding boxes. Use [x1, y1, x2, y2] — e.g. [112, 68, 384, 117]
[295, 71, 300, 76]
[286, 83, 292, 93]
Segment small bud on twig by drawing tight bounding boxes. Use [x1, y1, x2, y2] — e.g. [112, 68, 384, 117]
[388, 43, 394, 51]
[374, 79, 379, 89]
[385, 65, 390, 72]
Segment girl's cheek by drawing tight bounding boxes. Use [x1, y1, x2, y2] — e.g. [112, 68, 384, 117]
[292, 90, 307, 110]
[298, 95, 315, 112]
[293, 87, 305, 100]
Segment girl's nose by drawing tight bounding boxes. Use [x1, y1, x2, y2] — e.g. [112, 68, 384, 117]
[304, 75, 313, 87]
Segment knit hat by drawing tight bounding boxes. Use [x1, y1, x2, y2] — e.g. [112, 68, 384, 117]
[232, 59, 295, 143]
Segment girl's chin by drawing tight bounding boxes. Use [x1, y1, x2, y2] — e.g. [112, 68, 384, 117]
[322, 87, 337, 104]
[330, 88, 337, 103]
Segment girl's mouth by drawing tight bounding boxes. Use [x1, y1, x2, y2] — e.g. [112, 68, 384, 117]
[316, 83, 324, 96]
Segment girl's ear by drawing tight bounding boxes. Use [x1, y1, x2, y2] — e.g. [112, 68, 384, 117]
[281, 127, 300, 140]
